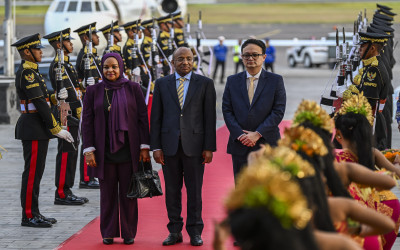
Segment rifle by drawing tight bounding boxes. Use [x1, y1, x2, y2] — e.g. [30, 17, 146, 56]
[56, 32, 70, 128]
[83, 25, 93, 87]
[198, 11, 213, 76]
[105, 21, 114, 54]
[351, 20, 361, 70]
[151, 18, 164, 80]
[130, 20, 141, 83]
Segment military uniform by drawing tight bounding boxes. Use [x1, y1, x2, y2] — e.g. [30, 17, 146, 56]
[172, 12, 188, 48]
[122, 19, 150, 90]
[74, 23, 102, 85]
[44, 29, 88, 205]
[157, 15, 174, 76]
[12, 34, 59, 227]
[99, 21, 124, 59]
[74, 23, 101, 188]
[352, 31, 391, 150]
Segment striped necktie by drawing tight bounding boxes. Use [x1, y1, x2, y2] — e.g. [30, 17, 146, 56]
[177, 77, 185, 108]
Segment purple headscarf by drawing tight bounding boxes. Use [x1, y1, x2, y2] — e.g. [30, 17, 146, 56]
[101, 53, 129, 153]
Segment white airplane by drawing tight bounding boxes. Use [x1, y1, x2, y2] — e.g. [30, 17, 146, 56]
[44, 0, 187, 52]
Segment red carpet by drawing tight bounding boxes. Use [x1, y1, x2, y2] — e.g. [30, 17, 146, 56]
[57, 121, 291, 250]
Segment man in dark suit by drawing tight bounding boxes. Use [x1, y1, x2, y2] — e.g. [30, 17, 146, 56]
[150, 47, 216, 246]
[222, 39, 286, 179]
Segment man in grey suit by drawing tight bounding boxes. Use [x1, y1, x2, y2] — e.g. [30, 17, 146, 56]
[150, 47, 216, 246]
[222, 39, 286, 179]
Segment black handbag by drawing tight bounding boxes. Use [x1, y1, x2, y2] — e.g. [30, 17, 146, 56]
[127, 161, 163, 199]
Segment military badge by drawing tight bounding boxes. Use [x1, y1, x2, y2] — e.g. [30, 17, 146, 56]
[177, 34, 183, 40]
[367, 71, 376, 81]
[25, 73, 35, 82]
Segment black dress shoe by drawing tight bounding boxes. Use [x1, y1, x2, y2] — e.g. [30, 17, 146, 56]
[54, 194, 85, 205]
[79, 180, 100, 189]
[21, 217, 52, 228]
[71, 194, 89, 203]
[162, 232, 183, 246]
[39, 214, 57, 224]
[103, 238, 113, 245]
[190, 235, 203, 246]
[123, 238, 134, 245]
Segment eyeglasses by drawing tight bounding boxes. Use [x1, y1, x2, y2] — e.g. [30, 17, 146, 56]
[242, 53, 264, 59]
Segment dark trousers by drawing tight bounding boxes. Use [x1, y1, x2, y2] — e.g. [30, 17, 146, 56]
[55, 138, 78, 198]
[163, 142, 205, 237]
[264, 62, 274, 72]
[231, 154, 248, 182]
[99, 161, 138, 239]
[212, 60, 225, 83]
[21, 140, 49, 219]
[235, 60, 244, 74]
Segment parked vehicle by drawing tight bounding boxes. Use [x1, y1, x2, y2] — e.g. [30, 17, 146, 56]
[286, 45, 328, 68]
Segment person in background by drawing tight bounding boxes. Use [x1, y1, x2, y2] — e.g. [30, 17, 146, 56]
[264, 37, 276, 72]
[82, 53, 150, 245]
[233, 39, 244, 74]
[212, 36, 228, 84]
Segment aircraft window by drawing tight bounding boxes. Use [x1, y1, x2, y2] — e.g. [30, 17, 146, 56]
[55, 1, 66, 12]
[95, 1, 101, 11]
[101, 1, 109, 11]
[81, 1, 92, 12]
[67, 1, 78, 11]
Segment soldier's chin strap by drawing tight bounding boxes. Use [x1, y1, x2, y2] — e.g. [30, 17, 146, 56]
[28, 48, 38, 63]
[361, 42, 373, 60]
[61, 40, 72, 54]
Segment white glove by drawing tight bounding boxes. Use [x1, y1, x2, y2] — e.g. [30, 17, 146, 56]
[55, 129, 74, 143]
[85, 77, 95, 87]
[132, 67, 141, 76]
[168, 55, 173, 62]
[154, 55, 160, 63]
[58, 87, 68, 100]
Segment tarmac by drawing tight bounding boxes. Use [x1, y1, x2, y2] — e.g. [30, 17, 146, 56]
[0, 23, 400, 249]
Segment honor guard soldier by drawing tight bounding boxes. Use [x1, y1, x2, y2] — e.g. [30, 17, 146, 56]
[140, 19, 154, 77]
[44, 28, 89, 205]
[99, 21, 124, 58]
[122, 19, 151, 91]
[74, 23, 101, 188]
[12, 34, 74, 227]
[74, 22, 102, 87]
[352, 31, 391, 150]
[157, 15, 174, 76]
[367, 24, 395, 148]
[172, 12, 188, 48]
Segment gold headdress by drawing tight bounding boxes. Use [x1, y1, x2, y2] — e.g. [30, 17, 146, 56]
[260, 145, 315, 178]
[292, 100, 334, 134]
[225, 162, 312, 229]
[335, 92, 374, 126]
[280, 126, 328, 157]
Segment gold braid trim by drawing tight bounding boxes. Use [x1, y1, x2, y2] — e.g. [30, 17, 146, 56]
[360, 37, 388, 43]
[362, 56, 378, 67]
[225, 162, 312, 229]
[17, 40, 40, 50]
[50, 114, 62, 135]
[260, 145, 315, 178]
[292, 100, 334, 133]
[336, 92, 374, 126]
[280, 126, 328, 157]
[22, 61, 38, 70]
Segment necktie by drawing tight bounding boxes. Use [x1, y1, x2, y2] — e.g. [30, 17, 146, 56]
[177, 77, 185, 108]
[248, 77, 255, 104]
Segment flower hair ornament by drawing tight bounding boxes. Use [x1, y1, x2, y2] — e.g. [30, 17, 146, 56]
[335, 92, 374, 126]
[292, 100, 334, 134]
[259, 145, 315, 179]
[225, 161, 313, 230]
[279, 126, 328, 157]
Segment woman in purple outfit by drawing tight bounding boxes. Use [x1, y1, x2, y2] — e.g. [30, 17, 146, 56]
[82, 53, 150, 245]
